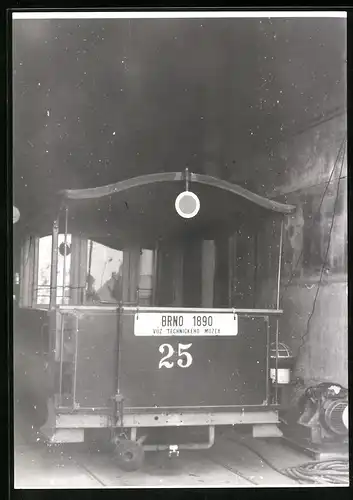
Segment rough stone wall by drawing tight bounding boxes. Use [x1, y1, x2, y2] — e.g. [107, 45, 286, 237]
[238, 114, 347, 387]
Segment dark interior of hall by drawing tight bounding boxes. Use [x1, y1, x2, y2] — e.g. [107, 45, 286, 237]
[12, 17, 346, 235]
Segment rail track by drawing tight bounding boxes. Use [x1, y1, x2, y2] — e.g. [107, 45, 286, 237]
[15, 421, 330, 488]
[39, 440, 265, 487]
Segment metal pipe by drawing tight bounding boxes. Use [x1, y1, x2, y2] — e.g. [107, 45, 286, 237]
[49, 219, 59, 309]
[185, 167, 189, 191]
[276, 218, 284, 309]
[61, 206, 69, 305]
[88, 240, 93, 277]
[152, 243, 158, 306]
[122, 307, 283, 315]
[72, 315, 79, 408]
[265, 316, 270, 405]
[56, 305, 283, 315]
[253, 231, 258, 308]
[56, 406, 113, 413]
[58, 314, 65, 402]
[275, 218, 284, 404]
[123, 405, 280, 412]
[114, 306, 124, 428]
[143, 443, 213, 451]
[32, 237, 39, 307]
[143, 425, 215, 451]
[59, 305, 283, 318]
[130, 427, 137, 441]
[85, 239, 94, 305]
[275, 318, 279, 404]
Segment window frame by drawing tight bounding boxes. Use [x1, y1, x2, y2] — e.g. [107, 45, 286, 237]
[19, 235, 161, 309]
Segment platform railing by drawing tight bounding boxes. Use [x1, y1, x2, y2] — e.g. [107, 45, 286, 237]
[57, 305, 283, 316]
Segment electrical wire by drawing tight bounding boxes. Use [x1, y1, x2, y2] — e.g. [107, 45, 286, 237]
[280, 134, 347, 299]
[274, 175, 347, 199]
[227, 434, 349, 485]
[284, 460, 349, 485]
[296, 137, 347, 356]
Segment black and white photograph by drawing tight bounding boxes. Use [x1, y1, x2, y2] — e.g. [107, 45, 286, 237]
[11, 9, 348, 488]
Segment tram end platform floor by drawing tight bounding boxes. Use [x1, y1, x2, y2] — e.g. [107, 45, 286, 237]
[14, 415, 345, 489]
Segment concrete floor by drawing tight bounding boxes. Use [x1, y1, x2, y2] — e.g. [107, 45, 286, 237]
[13, 417, 321, 489]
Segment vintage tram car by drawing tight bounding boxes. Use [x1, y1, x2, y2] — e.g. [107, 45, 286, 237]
[14, 170, 295, 470]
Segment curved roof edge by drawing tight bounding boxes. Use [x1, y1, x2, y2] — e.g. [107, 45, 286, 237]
[61, 171, 296, 214]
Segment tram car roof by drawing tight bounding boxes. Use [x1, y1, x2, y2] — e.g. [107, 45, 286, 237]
[58, 172, 296, 249]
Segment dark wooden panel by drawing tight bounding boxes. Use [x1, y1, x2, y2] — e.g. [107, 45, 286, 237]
[156, 246, 176, 306]
[14, 307, 49, 355]
[74, 311, 118, 408]
[214, 235, 230, 307]
[156, 243, 185, 307]
[119, 314, 268, 408]
[255, 215, 282, 309]
[201, 240, 215, 307]
[183, 239, 202, 307]
[14, 307, 51, 427]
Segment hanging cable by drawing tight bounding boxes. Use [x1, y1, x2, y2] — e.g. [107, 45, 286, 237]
[226, 434, 349, 485]
[295, 138, 346, 357]
[280, 134, 347, 300]
[284, 460, 349, 485]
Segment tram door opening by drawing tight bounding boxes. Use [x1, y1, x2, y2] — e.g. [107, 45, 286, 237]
[152, 231, 256, 310]
[154, 238, 219, 309]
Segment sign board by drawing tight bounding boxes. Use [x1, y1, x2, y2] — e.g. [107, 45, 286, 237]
[134, 312, 238, 336]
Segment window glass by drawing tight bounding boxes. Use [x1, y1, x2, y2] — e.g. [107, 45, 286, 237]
[37, 234, 72, 305]
[138, 249, 154, 305]
[37, 236, 51, 305]
[86, 240, 123, 303]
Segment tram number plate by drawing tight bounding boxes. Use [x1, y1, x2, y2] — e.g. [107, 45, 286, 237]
[134, 312, 238, 336]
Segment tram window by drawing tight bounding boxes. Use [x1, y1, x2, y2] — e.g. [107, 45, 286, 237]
[156, 249, 175, 306]
[36, 234, 72, 306]
[86, 240, 123, 304]
[138, 249, 154, 305]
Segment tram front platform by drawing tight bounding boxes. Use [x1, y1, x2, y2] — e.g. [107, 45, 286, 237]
[14, 411, 312, 488]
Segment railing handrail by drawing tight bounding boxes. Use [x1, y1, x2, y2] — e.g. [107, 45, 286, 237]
[56, 305, 283, 315]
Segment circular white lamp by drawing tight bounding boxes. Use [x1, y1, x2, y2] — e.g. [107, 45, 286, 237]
[13, 206, 20, 224]
[175, 191, 200, 219]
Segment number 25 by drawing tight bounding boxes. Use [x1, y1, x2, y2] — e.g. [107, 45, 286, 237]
[158, 343, 193, 369]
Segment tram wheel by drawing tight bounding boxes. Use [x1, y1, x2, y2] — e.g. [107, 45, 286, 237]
[113, 439, 145, 472]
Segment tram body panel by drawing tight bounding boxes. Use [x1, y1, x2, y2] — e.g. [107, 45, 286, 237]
[67, 310, 117, 410]
[50, 308, 270, 412]
[118, 311, 268, 408]
[14, 307, 51, 428]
